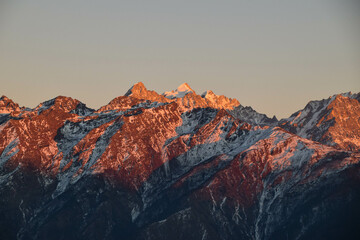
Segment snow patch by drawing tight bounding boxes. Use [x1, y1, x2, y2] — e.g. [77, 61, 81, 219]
[163, 83, 195, 99]
[0, 138, 19, 167]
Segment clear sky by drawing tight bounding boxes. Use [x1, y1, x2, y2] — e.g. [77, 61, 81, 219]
[1, 0, 359, 118]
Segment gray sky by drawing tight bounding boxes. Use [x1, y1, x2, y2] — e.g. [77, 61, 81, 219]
[1, 0, 359, 118]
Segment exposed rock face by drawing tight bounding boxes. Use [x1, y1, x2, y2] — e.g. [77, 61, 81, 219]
[201, 90, 240, 110]
[0, 85, 359, 240]
[125, 82, 171, 104]
[123, 82, 240, 111]
[0, 95, 22, 114]
[280, 92, 360, 151]
[230, 105, 278, 127]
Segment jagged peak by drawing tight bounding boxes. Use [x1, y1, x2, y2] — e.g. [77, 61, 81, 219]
[55, 95, 79, 102]
[231, 104, 277, 126]
[0, 95, 18, 105]
[176, 83, 194, 93]
[0, 95, 21, 114]
[332, 92, 360, 102]
[163, 82, 195, 99]
[282, 91, 358, 122]
[33, 95, 89, 115]
[1, 95, 11, 101]
[50, 96, 94, 115]
[295, 92, 354, 114]
[201, 90, 215, 98]
[112, 82, 171, 107]
[200, 89, 240, 109]
[331, 91, 355, 99]
[124, 82, 148, 97]
[340, 91, 352, 97]
[334, 93, 348, 101]
[320, 91, 360, 103]
[326, 93, 360, 110]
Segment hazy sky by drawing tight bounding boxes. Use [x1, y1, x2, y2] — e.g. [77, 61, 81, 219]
[1, 0, 359, 118]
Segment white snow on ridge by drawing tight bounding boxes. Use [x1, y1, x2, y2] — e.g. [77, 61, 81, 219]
[0, 138, 19, 168]
[163, 83, 195, 99]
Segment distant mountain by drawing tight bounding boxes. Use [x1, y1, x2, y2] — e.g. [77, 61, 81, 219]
[122, 82, 240, 110]
[163, 82, 195, 99]
[0, 85, 359, 240]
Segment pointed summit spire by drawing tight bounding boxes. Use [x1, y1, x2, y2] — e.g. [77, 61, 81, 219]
[123, 82, 170, 103]
[124, 82, 148, 97]
[176, 83, 194, 93]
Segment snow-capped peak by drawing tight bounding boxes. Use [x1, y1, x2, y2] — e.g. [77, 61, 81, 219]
[176, 83, 194, 93]
[163, 83, 195, 99]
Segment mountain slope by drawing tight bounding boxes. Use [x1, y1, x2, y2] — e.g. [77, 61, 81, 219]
[0, 95, 23, 114]
[0, 86, 359, 240]
[280, 92, 360, 151]
[230, 105, 278, 127]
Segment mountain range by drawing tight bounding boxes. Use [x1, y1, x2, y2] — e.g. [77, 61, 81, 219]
[1, 83, 359, 240]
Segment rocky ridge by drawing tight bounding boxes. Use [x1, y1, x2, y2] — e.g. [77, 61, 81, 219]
[280, 92, 360, 151]
[0, 84, 359, 240]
